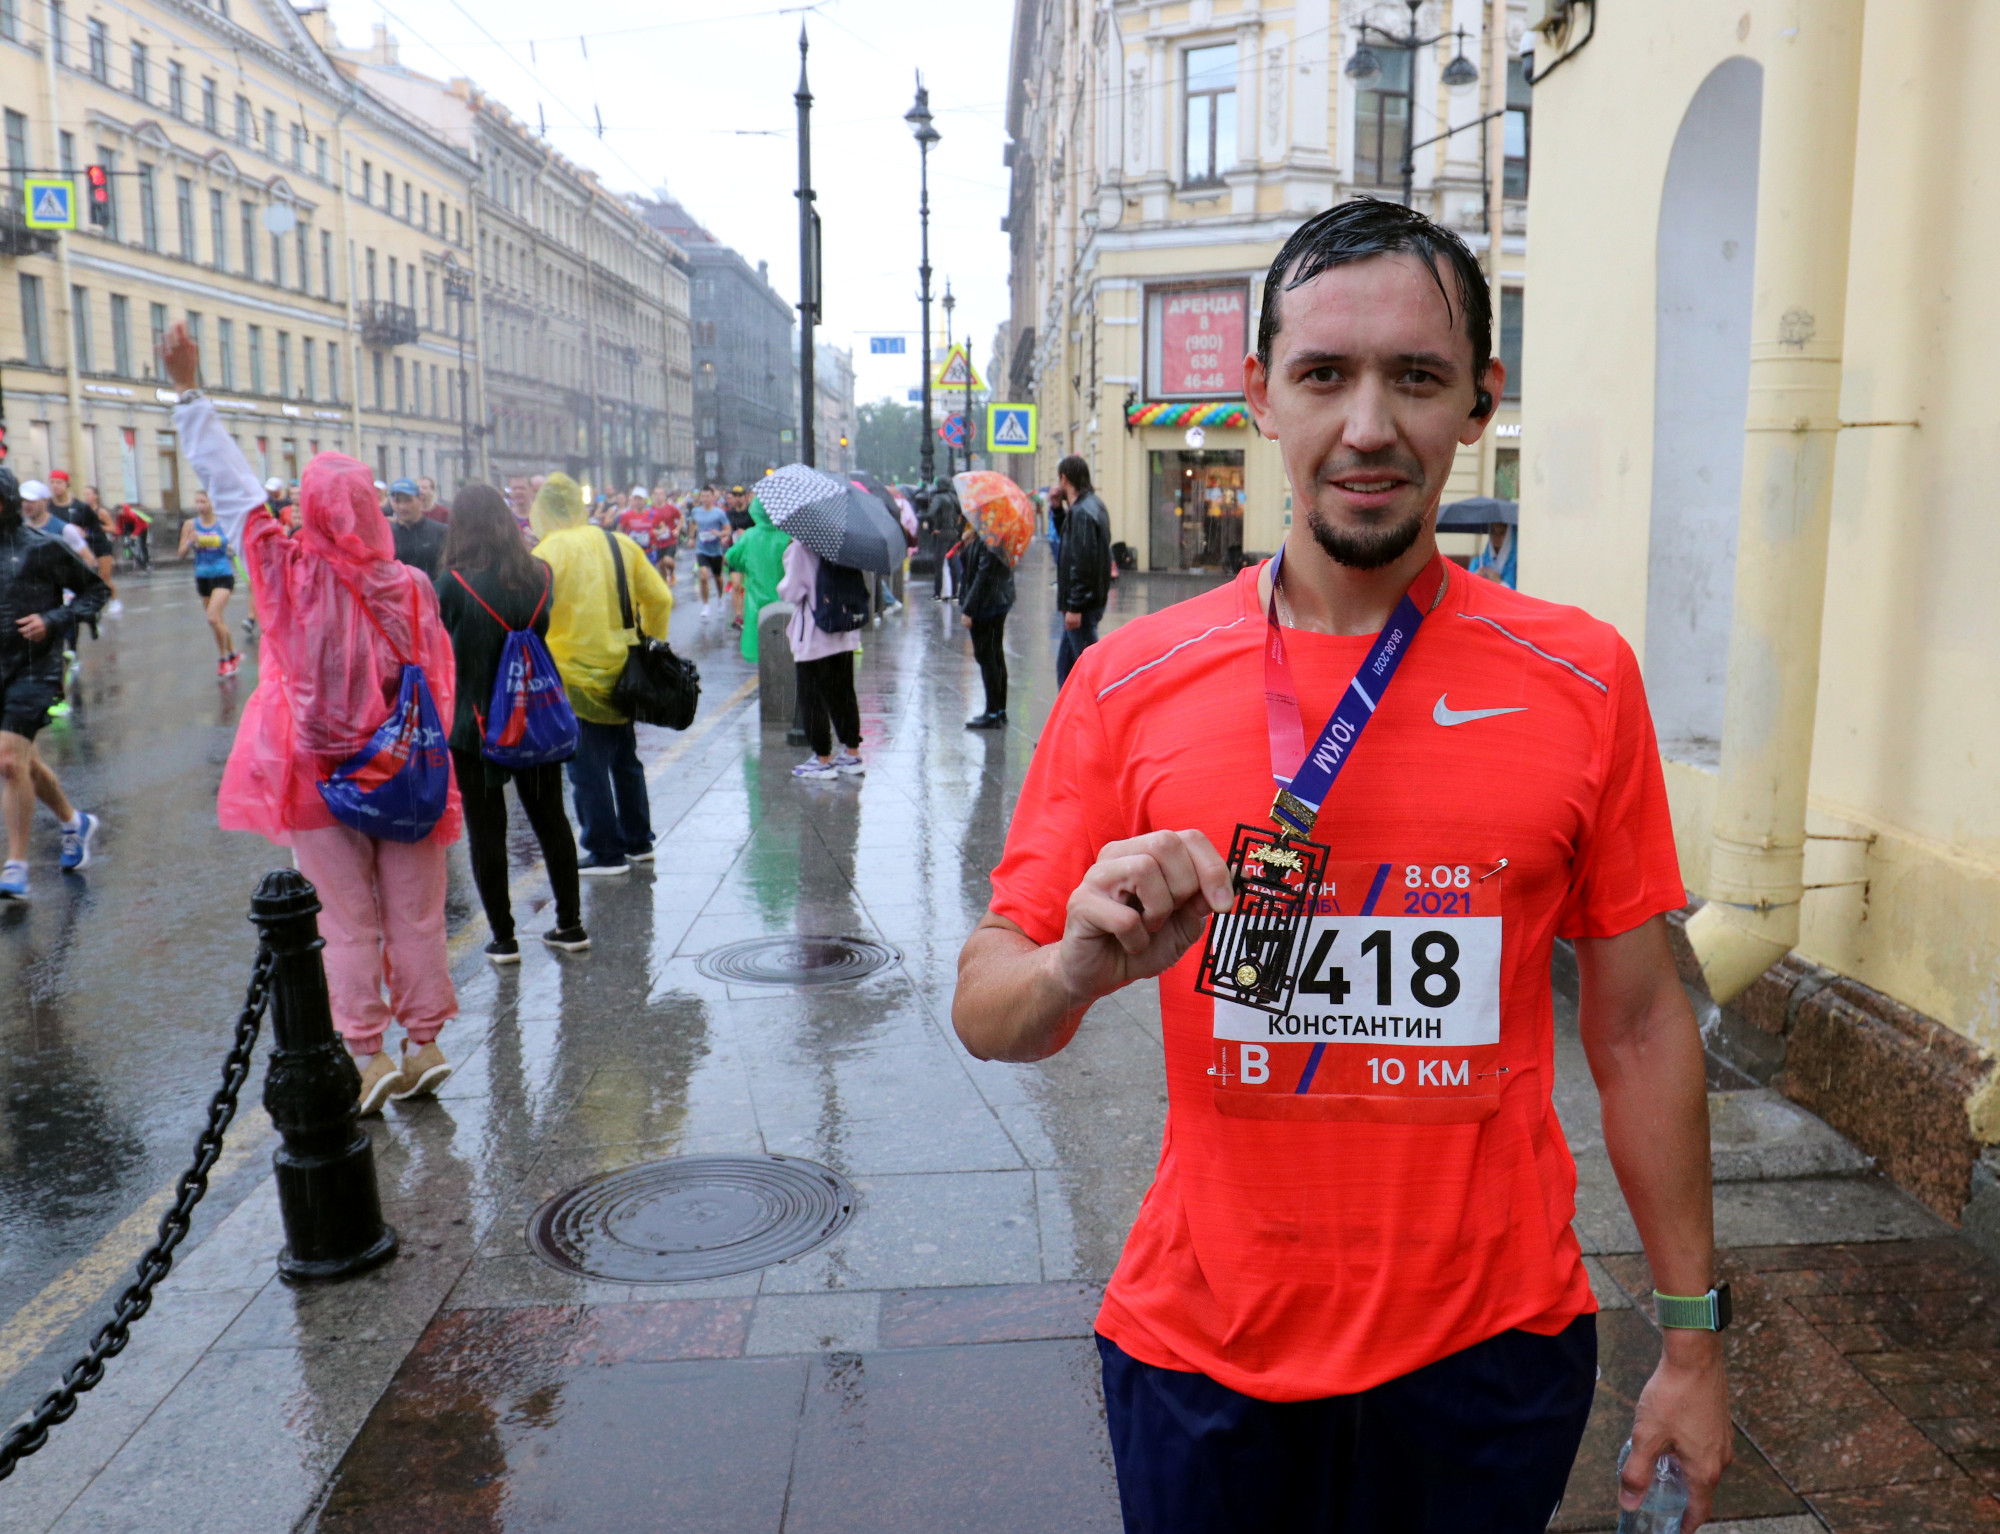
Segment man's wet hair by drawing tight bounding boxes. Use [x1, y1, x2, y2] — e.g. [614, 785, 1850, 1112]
[1057, 455, 1092, 495]
[1256, 197, 1492, 390]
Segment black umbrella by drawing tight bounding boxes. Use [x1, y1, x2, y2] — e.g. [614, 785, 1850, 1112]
[756, 464, 903, 575]
[1436, 496, 1518, 532]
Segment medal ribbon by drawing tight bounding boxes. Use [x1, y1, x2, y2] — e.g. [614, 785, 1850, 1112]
[1264, 545, 1451, 839]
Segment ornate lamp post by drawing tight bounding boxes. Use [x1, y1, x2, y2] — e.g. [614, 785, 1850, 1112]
[1345, 0, 1481, 207]
[905, 78, 941, 518]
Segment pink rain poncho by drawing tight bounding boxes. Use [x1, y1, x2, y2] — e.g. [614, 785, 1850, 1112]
[217, 452, 461, 845]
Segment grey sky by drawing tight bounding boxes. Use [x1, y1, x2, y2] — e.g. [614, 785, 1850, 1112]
[325, 0, 1013, 406]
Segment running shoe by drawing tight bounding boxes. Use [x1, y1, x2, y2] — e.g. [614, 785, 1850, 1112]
[60, 812, 98, 871]
[542, 925, 592, 952]
[391, 1042, 452, 1101]
[831, 751, 865, 777]
[792, 758, 838, 780]
[627, 841, 656, 863]
[0, 862, 27, 902]
[485, 936, 520, 966]
[106, 599, 123, 617]
[577, 855, 630, 877]
[45, 699, 68, 721]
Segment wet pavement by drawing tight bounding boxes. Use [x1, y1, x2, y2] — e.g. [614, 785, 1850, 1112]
[2, 545, 1996, 1531]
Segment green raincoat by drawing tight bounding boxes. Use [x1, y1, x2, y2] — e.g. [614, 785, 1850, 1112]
[722, 496, 790, 662]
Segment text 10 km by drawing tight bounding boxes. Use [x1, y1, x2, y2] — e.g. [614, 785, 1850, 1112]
[1368, 1057, 1470, 1086]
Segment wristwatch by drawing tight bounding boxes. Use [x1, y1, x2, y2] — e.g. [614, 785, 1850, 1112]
[1654, 1284, 1732, 1331]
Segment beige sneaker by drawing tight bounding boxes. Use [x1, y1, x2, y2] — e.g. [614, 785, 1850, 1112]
[356, 1051, 404, 1116]
[391, 1041, 452, 1101]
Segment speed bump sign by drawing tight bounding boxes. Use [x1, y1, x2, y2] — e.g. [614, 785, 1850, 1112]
[986, 403, 1037, 454]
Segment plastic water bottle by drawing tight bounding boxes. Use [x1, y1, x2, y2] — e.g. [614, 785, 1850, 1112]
[1615, 1439, 1688, 1534]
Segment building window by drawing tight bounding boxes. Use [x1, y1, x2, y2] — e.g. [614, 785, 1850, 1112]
[382, 172, 393, 214]
[1503, 59, 1531, 199]
[371, 350, 383, 409]
[202, 78, 218, 134]
[394, 356, 405, 413]
[1499, 287, 1523, 400]
[209, 190, 225, 269]
[270, 229, 283, 287]
[290, 123, 304, 169]
[48, 0, 64, 64]
[130, 41, 148, 103]
[263, 108, 277, 153]
[71, 286, 91, 372]
[454, 208, 462, 244]
[1353, 44, 1412, 186]
[362, 161, 372, 203]
[0, 0, 16, 44]
[148, 302, 166, 377]
[86, 17, 107, 81]
[302, 337, 316, 401]
[138, 164, 158, 250]
[185, 311, 202, 376]
[176, 177, 195, 259]
[320, 230, 333, 300]
[168, 60, 185, 119]
[58, 131, 73, 176]
[216, 317, 234, 389]
[366, 247, 377, 303]
[420, 191, 429, 231]
[110, 293, 131, 375]
[315, 135, 328, 181]
[239, 201, 256, 279]
[328, 341, 340, 403]
[296, 224, 308, 292]
[19, 274, 46, 366]
[247, 326, 265, 393]
[277, 332, 290, 398]
[235, 95, 252, 147]
[5, 110, 27, 193]
[1182, 42, 1237, 186]
[402, 181, 411, 221]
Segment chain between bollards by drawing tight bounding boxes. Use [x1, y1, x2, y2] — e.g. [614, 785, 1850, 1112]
[0, 947, 275, 1483]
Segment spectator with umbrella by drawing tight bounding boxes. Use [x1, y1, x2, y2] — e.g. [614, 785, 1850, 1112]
[759, 465, 902, 781]
[954, 472, 1032, 730]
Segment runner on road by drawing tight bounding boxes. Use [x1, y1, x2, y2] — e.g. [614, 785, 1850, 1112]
[178, 488, 242, 675]
[650, 489, 682, 582]
[0, 469, 108, 899]
[953, 199, 1730, 1533]
[691, 488, 730, 617]
[616, 488, 656, 563]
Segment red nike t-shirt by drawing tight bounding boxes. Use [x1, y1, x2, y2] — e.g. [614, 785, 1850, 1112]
[987, 560, 1685, 1401]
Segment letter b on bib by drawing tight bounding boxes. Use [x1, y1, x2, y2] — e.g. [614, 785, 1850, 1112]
[1240, 1044, 1270, 1085]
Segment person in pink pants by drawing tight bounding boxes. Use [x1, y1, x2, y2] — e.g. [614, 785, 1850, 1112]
[163, 323, 463, 1114]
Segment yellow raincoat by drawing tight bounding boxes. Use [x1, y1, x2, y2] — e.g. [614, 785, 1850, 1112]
[531, 473, 675, 724]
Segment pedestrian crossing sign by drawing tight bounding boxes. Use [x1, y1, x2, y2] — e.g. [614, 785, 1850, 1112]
[24, 179, 75, 229]
[932, 343, 984, 391]
[986, 403, 1037, 454]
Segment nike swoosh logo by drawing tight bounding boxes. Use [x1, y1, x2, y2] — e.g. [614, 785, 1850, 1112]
[1434, 694, 1527, 727]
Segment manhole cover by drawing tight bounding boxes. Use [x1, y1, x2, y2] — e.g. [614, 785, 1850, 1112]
[696, 935, 900, 987]
[527, 1154, 857, 1282]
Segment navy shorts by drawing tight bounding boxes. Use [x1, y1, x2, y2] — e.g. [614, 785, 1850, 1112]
[1098, 1314, 1597, 1534]
[0, 665, 62, 741]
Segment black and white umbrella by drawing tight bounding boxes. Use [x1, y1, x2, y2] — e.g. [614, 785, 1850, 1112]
[755, 464, 903, 575]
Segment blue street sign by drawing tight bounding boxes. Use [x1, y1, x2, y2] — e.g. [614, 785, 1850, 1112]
[987, 404, 1037, 454]
[24, 179, 75, 229]
[869, 336, 906, 355]
[939, 413, 969, 448]
[907, 388, 924, 403]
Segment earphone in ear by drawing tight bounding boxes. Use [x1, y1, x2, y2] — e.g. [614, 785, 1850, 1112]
[1473, 389, 1495, 419]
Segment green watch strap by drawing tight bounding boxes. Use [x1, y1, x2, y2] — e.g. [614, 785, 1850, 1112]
[1654, 1284, 1731, 1330]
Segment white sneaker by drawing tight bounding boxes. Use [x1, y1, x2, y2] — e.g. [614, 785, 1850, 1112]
[701, 602, 711, 617]
[792, 758, 838, 780]
[831, 751, 864, 777]
[106, 599, 124, 616]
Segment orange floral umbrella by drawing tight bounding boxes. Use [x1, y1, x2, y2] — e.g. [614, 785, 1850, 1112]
[952, 471, 1035, 568]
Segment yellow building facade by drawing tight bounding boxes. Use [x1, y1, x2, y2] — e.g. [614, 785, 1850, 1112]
[1005, 0, 1531, 570]
[1522, 2, 2000, 1212]
[1, 0, 479, 519]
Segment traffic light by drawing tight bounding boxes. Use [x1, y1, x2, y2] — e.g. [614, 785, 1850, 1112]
[86, 165, 109, 227]
[0, 423, 9, 464]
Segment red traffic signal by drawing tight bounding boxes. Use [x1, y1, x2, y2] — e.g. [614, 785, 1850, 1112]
[86, 164, 110, 227]
[0, 424, 9, 463]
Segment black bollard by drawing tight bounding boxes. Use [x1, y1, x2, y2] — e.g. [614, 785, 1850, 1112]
[249, 869, 398, 1284]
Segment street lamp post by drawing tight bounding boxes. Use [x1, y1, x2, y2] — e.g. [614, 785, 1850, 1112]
[441, 254, 474, 489]
[941, 282, 956, 480]
[795, 25, 819, 468]
[1345, 0, 1481, 208]
[905, 78, 941, 521]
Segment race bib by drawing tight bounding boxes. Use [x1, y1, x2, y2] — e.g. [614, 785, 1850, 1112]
[1198, 827, 1508, 1122]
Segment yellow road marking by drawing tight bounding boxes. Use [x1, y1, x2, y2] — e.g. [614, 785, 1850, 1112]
[0, 1123, 273, 1387]
[444, 673, 760, 962]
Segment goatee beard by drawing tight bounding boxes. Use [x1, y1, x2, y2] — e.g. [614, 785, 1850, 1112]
[1304, 500, 1426, 571]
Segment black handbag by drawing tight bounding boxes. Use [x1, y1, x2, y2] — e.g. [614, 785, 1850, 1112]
[602, 528, 700, 730]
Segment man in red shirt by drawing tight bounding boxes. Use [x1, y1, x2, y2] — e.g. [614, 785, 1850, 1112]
[955, 200, 1730, 1531]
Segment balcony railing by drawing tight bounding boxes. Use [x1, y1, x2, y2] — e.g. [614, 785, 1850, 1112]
[359, 301, 418, 348]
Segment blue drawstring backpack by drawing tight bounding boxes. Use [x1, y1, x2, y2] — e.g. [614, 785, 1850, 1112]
[452, 568, 578, 769]
[316, 581, 451, 843]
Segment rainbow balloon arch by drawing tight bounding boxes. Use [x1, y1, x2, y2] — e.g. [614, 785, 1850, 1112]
[1123, 400, 1252, 431]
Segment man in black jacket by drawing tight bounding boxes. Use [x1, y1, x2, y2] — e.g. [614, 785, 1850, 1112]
[0, 468, 110, 899]
[1054, 454, 1111, 686]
